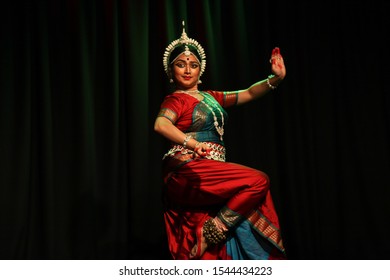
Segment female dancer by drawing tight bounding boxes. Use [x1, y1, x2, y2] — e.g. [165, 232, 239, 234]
[155, 22, 286, 260]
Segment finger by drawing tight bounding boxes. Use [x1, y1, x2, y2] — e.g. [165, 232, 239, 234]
[271, 47, 280, 63]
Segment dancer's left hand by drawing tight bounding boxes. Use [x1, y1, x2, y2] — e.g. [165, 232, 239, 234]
[270, 47, 286, 79]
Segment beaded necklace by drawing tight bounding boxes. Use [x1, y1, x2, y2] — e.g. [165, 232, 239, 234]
[177, 90, 225, 140]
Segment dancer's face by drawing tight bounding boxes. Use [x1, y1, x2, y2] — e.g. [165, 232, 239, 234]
[171, 53, 200, 90]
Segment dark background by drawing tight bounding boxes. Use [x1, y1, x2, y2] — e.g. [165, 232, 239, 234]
[1, 0, 389, 260]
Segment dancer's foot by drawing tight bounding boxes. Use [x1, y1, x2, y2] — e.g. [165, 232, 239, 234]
[189, 225, 208, 259]
[189, 218, 228, 259]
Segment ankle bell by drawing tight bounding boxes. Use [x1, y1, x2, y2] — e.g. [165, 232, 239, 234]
[203, 218, 228, 245]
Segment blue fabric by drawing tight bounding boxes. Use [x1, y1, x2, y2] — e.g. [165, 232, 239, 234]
[226, 220, 272, 260]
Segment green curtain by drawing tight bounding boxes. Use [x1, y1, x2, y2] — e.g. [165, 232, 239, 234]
[1, 0, 389, 259]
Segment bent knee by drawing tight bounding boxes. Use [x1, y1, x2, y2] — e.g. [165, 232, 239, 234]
[254, 170, 270, 190]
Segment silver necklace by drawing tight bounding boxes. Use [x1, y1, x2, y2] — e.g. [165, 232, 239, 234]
[175, 89, 199, 94]
[178, 90, 224, 140]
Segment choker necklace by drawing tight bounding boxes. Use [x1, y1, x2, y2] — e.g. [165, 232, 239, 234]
[179, 90, 224, 141]
[175, 89, 199, 95]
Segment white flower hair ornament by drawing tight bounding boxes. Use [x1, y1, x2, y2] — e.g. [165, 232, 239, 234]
[163, 21, 206, 82]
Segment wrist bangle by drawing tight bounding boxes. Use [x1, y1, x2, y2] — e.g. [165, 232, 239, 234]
[266, 75, 277, 90]
[183, 135, 192, 148]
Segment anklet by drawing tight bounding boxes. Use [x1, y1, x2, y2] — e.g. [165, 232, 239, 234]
[203, 218, 228, 245]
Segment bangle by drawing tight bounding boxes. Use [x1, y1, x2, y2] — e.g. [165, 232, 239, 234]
[183, 135, 192, 148]
[266, 75, 277, 90]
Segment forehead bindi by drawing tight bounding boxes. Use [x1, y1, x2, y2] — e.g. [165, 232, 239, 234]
[177, 53, 198, 63]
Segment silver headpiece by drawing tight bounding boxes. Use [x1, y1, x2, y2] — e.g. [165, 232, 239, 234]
[163, 21, 206, 78]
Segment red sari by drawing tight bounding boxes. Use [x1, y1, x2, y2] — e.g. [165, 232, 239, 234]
[158, 90, 285, 260]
